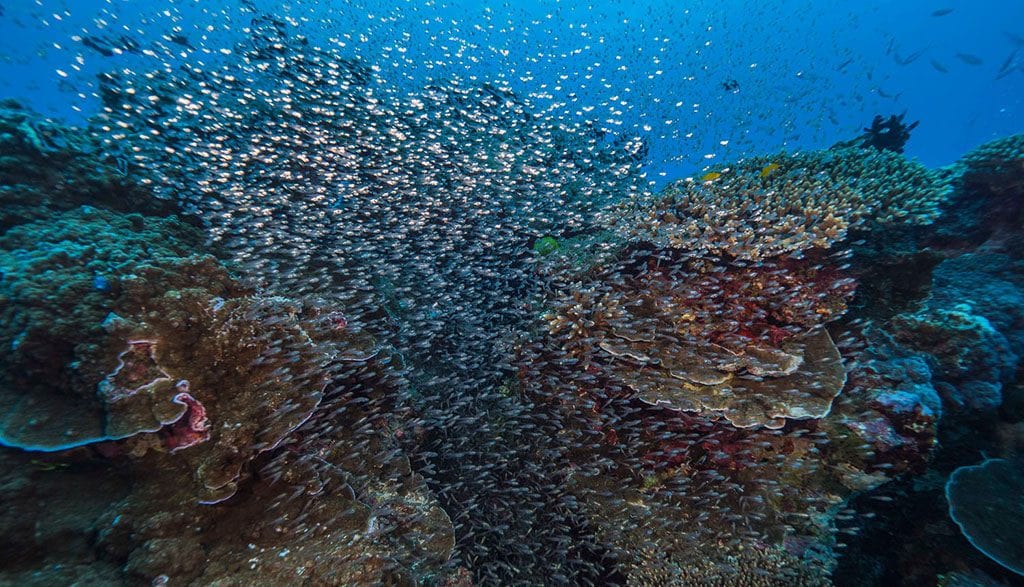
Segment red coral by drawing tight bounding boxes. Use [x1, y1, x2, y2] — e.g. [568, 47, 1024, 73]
[162, 386, 210, 452]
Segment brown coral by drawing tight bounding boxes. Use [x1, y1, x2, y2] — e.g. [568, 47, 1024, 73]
[543, 248, 853, 429]
[612, 147, 950, 261]
[621, 328, 846, 429]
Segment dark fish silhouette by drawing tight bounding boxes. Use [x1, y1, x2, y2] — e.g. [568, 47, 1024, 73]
[996, 49, 1022, 79]
[81, 34, 141, 57]
[931, 8, 954, 16]
[165, 33, 194, 49]
[893, 47, 928, 66]
[955, 53, 983, 66]
[929, 59, 948, 73]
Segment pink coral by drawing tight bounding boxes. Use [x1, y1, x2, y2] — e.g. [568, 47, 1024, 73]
[162, 388, 210, 453]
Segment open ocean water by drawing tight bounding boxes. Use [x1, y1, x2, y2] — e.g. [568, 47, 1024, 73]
[0, 1, 1022, 585]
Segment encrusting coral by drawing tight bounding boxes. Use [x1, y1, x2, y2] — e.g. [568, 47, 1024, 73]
[0, 205, 232, 451]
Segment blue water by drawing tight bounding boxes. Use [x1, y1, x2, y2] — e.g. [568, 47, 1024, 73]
[3, 0, 1022, 182]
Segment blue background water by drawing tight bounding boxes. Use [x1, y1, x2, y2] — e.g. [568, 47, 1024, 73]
[1, 0, 1022, 183]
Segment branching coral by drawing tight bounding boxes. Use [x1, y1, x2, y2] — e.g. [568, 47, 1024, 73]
[613, 146, 949, 260]
[957, 134, 1024, 196]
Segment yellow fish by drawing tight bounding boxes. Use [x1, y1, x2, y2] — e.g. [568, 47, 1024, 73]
[759, 163, 780, 178]
[700, 171, 721, 182]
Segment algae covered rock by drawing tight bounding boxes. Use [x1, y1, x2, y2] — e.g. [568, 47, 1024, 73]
[0, 100, 172, 230]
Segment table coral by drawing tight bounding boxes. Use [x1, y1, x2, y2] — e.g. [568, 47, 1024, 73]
[946, 458, 1024, 577]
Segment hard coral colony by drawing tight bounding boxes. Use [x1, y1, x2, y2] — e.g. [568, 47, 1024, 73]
[0, 4, 1023, 587]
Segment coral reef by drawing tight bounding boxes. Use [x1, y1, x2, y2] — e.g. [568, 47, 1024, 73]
[958, 134, 1024, 197]
[822, 331, 941, 475]
[930, 134, 1024, 250]
[0, 104, 455, 585]
[87, 16, 651, 584]
[0, 205, 230, 451]
[514, 141, 956, 583]
[632, 542, 833, 586]
[0, 203, 456, 582]
[893, 306, 1016, 412]
[2, 13, 1024, 585]
[830, 133, 1024, 585]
